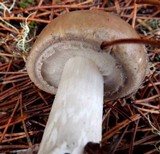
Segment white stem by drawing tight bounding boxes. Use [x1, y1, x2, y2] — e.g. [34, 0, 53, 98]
[38, 57, 104, 154]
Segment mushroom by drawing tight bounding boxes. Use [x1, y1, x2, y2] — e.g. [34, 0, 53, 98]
[26, 10, 147, 154]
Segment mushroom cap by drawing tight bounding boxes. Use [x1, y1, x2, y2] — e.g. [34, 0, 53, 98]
[26, 10, 147, 99]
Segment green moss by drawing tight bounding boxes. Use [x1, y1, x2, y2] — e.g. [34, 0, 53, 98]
[19, 0, 35, 9]
[29, 21, 36, 29]
[146, 20, 160, 29]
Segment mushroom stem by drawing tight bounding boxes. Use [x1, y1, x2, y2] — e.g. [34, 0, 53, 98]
[38, 56, 104, 154]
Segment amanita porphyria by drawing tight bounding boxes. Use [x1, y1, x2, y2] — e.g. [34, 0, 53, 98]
[26, 10, 147, 154]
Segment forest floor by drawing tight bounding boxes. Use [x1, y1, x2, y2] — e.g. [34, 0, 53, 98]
[0, 0, 160, 154]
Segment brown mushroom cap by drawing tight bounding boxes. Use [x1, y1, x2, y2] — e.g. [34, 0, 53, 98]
[26, 10, 147, 99]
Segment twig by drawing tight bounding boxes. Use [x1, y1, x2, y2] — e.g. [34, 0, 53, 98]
[0, 96, 20, 143]
[136, 0, 160, 5]
[101, 38, 160, 50]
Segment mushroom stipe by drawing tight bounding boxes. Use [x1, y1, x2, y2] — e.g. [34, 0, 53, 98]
[26, 10, 148, 154]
